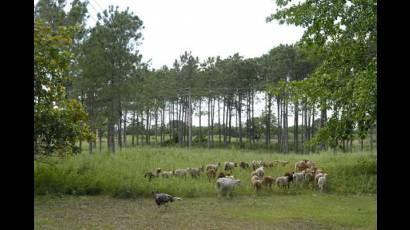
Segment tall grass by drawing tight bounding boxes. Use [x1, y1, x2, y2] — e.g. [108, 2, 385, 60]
[34, 147, 376, 198]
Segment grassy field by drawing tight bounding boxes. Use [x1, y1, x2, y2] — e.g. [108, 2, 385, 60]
[35, 147, 376, 229]
[89, 134, 376, 153]
[35, 194, 376, 230]
[35, 147, 376, 197]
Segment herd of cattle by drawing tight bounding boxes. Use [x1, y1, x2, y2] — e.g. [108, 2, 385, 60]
[145, 159, 328, 199]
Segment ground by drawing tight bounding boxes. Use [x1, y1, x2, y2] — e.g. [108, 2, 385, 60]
[34, 193, 376, 230]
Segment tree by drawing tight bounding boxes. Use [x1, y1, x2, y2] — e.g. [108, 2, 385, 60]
[75, 6, 144, 153]
[267, 0, 377, 150]
[34, 19, 93, 156]
[35, 0, 90, 99]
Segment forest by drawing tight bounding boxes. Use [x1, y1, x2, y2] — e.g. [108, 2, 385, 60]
[34, 0, 376, 156]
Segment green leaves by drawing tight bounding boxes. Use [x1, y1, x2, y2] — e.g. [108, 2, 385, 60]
[73, 6, 145, 135]
[267, 0, 376, 146]
[35, 20, 93, 156]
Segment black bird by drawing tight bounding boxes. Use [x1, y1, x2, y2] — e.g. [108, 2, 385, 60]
[152, 191, 182, 207]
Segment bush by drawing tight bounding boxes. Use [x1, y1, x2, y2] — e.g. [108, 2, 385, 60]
[193, 135, 207, 144]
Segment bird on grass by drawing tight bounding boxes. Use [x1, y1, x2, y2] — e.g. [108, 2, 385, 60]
[152, 191, 182, 207]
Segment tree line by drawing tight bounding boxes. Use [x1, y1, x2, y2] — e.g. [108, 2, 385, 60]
[34, 0, 376, 155]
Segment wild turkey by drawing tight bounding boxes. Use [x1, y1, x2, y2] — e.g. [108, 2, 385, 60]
[152, 191, 182, 207]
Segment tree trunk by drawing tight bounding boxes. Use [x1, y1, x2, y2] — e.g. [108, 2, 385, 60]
[199, 99, 202, 138]
[369, 123, 374, 152]
[155, 104, 158, 145]
[182, 98, 188, 145]
[360, 139, 364, 151]
[132, 110, 135, 147]
[294, 100, 299, 153]
[306, 105, 311, 154]
[218, 98, 221, 144]
[208, 96, 211, 149]
[247, 93, 251, 144]
[184, 98, 188, 146]
[228, 99, 232, 145]
[118, 119, 122, 151]
[301, 102, 304, 154]
[185, 98, 188, 147]
[211, 97, 215, 146]
[111, 122, 115, 153]
[123, 110, 127, 147]
[238, 94, 243, 148]
[176, 101, 179, 145]
[140, 111, 143, 146]
[265, 92, 268, 146]
[286, 98, 289, 153]
[235, 100, 238, 141]
[99, 128, 102, 153]
[93, 129, 97, 149]
[307, 106, 310, 142]
[146, 109, 150, 145]
[118, 99, 122, 151]
[266, 94, 272, 148]
[280, 98, 283, 153]
[170, 101, 173, 141]
[320, 106, 327, 151]
[311, 105, 315, 138]
[222, 97, 228, 148]
[108, 95, 116, 153]
[88, 140, 92, 154]
[277, 97, 281, 151]
[107, 123, 111, 152]
[93, 131, 97, 150]
[161, 102, 165, 145]
[137, 112, 140, 146]
[283, 97, 289, 153]
[251, 92, 255, 145]
[311, 105, 315, 152]
[178, 100, 182, 146]
[108, 120, 115, 153]
[188, 88, 192, 148]
[304, 101, 308, 154]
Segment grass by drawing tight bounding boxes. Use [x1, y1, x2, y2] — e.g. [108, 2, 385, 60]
[34, 146, 376, 198]
[88, 134, 376, 153]
[34, 194, 376, 230]
[34, 147, 376, 229]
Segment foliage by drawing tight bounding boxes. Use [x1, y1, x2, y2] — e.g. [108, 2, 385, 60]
[267, 0, 377, 147]
[34, 19, 93, 155]
[73, 6, 144, 152]
[193, 135, 208, 144]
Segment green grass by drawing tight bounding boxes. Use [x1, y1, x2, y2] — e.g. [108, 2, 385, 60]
[35, 147, 376, 229]
[34, 146, 376, 198]
[34, 194, 376, 230]
[90, 134, 376, 152]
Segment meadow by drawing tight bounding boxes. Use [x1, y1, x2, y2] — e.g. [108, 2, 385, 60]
[35, 194, 376, 229]
[34, 147, 377, 229]
[34, 147, 376, 198]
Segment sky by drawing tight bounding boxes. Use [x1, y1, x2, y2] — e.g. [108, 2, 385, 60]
[34, 0, 308, 126]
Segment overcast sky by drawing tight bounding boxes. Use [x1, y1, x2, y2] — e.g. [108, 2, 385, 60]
[34, 0, 307, 126]
[35, 0, 304, 68]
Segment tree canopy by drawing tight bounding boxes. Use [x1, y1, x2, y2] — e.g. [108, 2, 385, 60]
[34, 0, 376, 154]
[34, 19, 93, 155]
